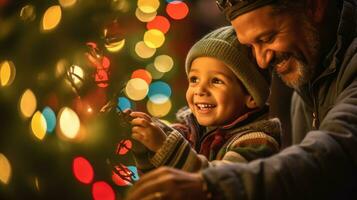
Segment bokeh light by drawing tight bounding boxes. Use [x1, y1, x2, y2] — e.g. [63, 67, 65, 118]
[31, 111, 47, 140]
[166, 1, 189, 20]
[19, 89, 37, 118]
[146, 63, 164, 79]
[135, 41, 156, 59]
[117, 97, 131, 111]
[125, 78, 149, 101]
[58, 107, 81, 139]
[41, 5, 62, 31]
[0, 60, 16, 87]
[72, 156, 94, 184]
[92, 181, 115, 200]
[131, 69, 152, 85]
[127, 166, 139, 181]
[19, 4, 36, 22]
[67, 65, 84, 87]
[154, 54, 174, 73]
[148, 81, 172, 104]
[59, 0, 77, 8]
[135, 8, 157, 22]
[147, 15, 170, 34]
[105, 38, 125, 53]
[143, 29, 165, 49]
[137, 0, 160, 14]
[55, 59, 68, 78]
[111, 164, 137, 186]
[42, 106, 56, 133]
[0, 153, 11, 185]
[111, 0, 130, 12]
[147, 99, 172, 117]
[116, 139, 132, 155]
[34, 177, 40, 191]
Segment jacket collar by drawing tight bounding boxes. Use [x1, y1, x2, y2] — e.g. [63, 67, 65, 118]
[296, 0, 357, 99]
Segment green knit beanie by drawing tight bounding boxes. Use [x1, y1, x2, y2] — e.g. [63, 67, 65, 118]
[217, 0, 277, 21]
[185, 26, 270, 108]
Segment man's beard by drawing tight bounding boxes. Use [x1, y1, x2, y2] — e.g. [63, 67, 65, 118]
[273, 17, 320, 89]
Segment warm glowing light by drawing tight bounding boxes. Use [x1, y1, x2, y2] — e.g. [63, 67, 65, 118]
[137, 0, 160, 14]
[73, 156, 94, 184]
[34, 177, 40, 191]
[31, 111, 47, 140]
[20, 4, 36, 22]
[19, 89, 37, 118]
[146, 63, 164, 79]
[68, 65, 84, 86]
[135, 8, 157, 22]
[143, 29, 165, 49]
[58, 107, 80, 139]
[92, 181, 115, 200]
[0, 60, 16, 87]
[41, 5, 62, 31]
[131, 69, 152, 85]
[55, 59, 68, 78]
[59, 0, 77, 8]
[105, 38, 125, 53]
[0, 153, 11, 184]
[42, 106, 56, 133]
[166, 1, 189, 20]
[147, 15, 170, 34]
[111, 0, 130, 12]
[147, 99, 172, 117]
[154, 55, 174, 73]
[125, 78, 149, 101]
[135, 41, 156, 59]
[87, 107, 93, 113]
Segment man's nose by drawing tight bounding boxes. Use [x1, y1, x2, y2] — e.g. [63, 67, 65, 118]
[253, 45, 273, 69]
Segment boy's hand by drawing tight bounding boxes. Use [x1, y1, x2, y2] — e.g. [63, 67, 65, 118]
[130, 111, 167, 152]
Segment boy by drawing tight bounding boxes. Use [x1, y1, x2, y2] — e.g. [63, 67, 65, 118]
[129, 26, 281, 172]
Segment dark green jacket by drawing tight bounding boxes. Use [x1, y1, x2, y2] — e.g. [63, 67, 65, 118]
[202, 0, 357, 199]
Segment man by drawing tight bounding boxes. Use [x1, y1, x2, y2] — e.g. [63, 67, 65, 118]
[126, 0, 357, 199]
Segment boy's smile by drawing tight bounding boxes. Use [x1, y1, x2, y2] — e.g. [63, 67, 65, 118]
[186, 56, 250, 126]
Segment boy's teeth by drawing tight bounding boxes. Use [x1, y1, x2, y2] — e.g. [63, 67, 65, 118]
[196, 103, 216, 109]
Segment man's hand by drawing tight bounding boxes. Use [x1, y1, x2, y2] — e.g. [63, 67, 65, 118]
[130, 111, 167, 152]
[126, 167, 208, 200]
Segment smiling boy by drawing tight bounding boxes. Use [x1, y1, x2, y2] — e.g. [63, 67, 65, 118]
[129, 26, 281, 173]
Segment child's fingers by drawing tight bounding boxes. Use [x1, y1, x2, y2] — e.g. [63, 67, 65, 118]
[131, 117, 151, 127]
[130, 112, 152, 122]
[123, 109, 132, 114]
[131, 132, 143, 141]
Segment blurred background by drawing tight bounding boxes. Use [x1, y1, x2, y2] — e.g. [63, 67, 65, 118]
[0, 0, 230, 199]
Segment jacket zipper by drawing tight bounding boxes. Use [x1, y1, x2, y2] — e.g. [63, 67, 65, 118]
[310, 84, 319, 129]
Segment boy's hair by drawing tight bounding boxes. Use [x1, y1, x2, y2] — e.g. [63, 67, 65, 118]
[185, 26, 270, 108]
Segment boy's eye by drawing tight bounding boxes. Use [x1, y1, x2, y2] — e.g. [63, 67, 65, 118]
[189, 76, 199, 83]
[212, 78, 224, 84]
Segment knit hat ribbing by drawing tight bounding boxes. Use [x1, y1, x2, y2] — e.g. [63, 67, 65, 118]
[185, 26, 270, 108]
[220, 0, 277, 21]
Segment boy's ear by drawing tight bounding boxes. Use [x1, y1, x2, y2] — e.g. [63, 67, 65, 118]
[245, 95, 258, 109]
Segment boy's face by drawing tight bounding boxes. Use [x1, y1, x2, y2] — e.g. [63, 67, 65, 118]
[186, 57, 250, 127]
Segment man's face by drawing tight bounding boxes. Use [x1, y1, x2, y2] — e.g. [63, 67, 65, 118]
[231, 5, 320, 89]
[186, 57, 249, 126]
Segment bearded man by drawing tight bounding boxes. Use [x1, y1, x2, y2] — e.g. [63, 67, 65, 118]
[126, 1, 357, 199]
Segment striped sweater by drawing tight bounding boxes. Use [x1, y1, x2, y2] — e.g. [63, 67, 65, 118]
[133, 106, 281, 173]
